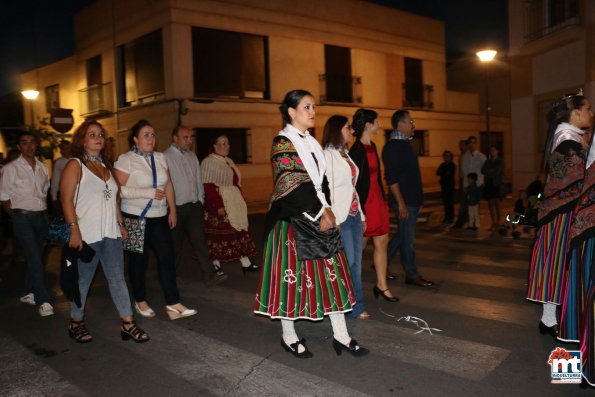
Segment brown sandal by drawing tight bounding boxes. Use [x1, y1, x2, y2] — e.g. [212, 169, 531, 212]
[69, 319, 93, 343]
[121, 320, 150, 343]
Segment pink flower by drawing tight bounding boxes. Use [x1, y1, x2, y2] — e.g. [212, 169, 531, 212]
[280, 158, 290, 166]
[295, 158, 303, 166]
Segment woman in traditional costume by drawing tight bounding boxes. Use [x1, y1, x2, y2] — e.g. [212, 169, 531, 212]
[201, 135, 258, 276]
[554, 95, 595, 385]
[254, 89, 368, 358]
[527, 93, 590, 339]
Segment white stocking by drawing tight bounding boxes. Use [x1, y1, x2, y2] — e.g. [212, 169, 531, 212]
[281, 319, 305, 353]
[329, 313, 351, 346]
[541, 302, 557, 327]
[240, 256, 251, 267]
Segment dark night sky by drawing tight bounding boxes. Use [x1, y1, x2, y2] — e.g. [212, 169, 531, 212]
[0, 0, 508, 96]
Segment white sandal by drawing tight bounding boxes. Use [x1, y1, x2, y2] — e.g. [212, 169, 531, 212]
[134, 302, 155, 318]
[165, 305, 197, 320]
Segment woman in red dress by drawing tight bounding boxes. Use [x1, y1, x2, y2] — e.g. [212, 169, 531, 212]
[349, 109, 398, 302]
[201, 135, 258, 276]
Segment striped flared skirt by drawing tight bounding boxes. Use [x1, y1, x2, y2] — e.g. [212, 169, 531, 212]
[559, 238, 594, 342]
[527, 211, 573, 304]
[581, 287, 595, 386]
[253, 220, 355, 320]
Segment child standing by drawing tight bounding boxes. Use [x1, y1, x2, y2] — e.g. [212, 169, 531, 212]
[466, 172, 481, 230]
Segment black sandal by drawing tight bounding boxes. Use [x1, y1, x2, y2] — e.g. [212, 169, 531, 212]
[281, 338, 313, 358]
[121, 320, 150, 343]
[69, 319, 93, 343]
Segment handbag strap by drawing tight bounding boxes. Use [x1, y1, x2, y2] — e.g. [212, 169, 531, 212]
[139, 153, 157, 220]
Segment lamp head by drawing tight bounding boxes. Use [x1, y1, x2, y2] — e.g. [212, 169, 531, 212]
[476, 50, 497, 62]
[21, 90, 40, 100]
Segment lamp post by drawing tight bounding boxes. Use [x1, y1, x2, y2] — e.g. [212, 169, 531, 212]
[476, 50, 497, 134]
[21, 89, 40, 126]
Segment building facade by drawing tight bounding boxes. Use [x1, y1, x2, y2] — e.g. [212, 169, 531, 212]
[508, 0, 594, 193]
[21, 0, 510, 204]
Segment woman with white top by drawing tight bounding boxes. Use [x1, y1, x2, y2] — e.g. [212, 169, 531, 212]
[60, 120, 149, 343]
[322, 115, 369, 319]
[114, 119, 196, 320]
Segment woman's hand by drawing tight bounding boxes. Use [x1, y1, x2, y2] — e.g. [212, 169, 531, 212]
[217, 207, 227, 217]
[320, 208, 336, 232]
[168, 211, 177, 229]
[120, 224, 128, 240]
[154, 189, 165, 200]
[361, 220, 367, 233]
[69, 226, 83, 250]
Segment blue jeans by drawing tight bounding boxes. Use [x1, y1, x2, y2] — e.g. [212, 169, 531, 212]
[339, 212, 365, 317]
[70, 238, 133, 319]
[388, 205, 420, 279]
[126, 214, 180, 305]
[12, 211, 51, 304]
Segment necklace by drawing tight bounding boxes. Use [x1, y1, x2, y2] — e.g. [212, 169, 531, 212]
[86, 159, 112, 200]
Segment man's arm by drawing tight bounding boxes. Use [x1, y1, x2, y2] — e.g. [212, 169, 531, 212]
[389, 183, 408, 220]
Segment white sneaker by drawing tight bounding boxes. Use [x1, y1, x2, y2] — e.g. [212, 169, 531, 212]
[19, 293, 36, 306]
[38, 302, 54, 317]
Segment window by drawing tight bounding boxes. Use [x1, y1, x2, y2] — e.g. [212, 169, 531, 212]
[524, 0, 580, 41]
[383, 129, 429, 156]
[45, 84, 60, 112]
[402, 58, 433, 109]
[117, 30, 164, 107]
[192, 27, 268, 99]
[321, 45, 353, 103]
[195, 128, 251, 164]
[87, 55, 102, 86]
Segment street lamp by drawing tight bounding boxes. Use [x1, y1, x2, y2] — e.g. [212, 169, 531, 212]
[21, 89, 40, 126]
[476, 50, 497, 134]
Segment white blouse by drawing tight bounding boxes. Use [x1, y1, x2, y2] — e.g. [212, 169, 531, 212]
[114, 151, 169, 218]
[72, 159, 120, 244]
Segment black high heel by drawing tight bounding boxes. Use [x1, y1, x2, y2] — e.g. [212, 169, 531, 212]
[121, 320, 150, 343]
[69, 319, 93, 343]
[281, 338, 314, 358]
[373, 286, 399, 302]
[332, 338, 369, 356]
[538, 321, 559, 339]
[242, 263, 260, 276]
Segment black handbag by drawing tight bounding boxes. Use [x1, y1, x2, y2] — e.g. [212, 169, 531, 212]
[290, 211, 342, 261]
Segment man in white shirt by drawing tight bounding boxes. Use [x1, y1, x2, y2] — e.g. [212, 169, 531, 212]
[164, 126, 227, 287]
[0, 132, 54, 316]
[50, 139, 71, 210]
[453, 135, 486, 229]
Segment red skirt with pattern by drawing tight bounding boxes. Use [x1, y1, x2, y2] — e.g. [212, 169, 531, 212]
[254, 220, 355, 320]
[204, 209, 257, 262]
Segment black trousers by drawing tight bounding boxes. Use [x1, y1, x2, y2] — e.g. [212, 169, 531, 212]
[171, 202, 214, 281]
[126, 214, 180, 305]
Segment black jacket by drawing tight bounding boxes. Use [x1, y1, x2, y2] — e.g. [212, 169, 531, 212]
[348, 140, 385, 212]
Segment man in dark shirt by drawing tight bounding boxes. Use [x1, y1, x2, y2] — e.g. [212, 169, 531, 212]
[382, 110, 434, 287]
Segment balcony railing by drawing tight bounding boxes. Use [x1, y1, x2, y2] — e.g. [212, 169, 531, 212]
[78, 82, 114, 117]
[523, 0, 580, 42]
[319, 74, 362, 104]
[402, 83, 434, 109]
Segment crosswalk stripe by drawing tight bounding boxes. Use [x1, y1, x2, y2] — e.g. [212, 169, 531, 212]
[116, 320, 371, 397]
[184, 287, 511, 381]
[0, 335, 86, 396]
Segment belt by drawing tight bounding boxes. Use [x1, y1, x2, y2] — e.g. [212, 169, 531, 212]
[12, 209, 46, 215]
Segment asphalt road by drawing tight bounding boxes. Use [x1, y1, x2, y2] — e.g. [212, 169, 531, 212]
[0, 210, 591, 397]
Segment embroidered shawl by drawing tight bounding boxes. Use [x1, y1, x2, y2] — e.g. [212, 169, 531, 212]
[538, 142, 585, 226]
[569, 159, 595, 245]
[201, 153, 248, 231]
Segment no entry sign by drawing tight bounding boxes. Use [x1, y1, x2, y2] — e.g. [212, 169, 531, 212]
[49, 108, 74, 133]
